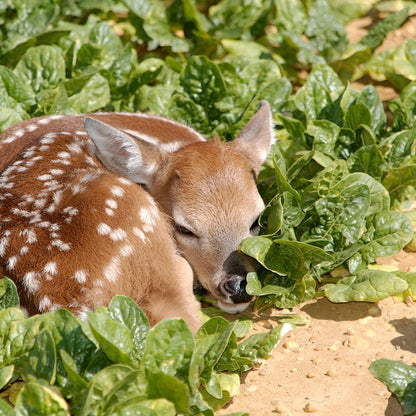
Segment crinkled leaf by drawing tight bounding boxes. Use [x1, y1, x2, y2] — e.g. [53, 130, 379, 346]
[238, 323, 293, 361]
[370, 358, 416, 399]
[0, 278, 19, 310]
[88, 312, 135, 366]
[28, 329, 56, 384]
[146, 372, 190, 414]
[106, 296, 150, 362]
[14, 382, 69, 416]
[359, 211, 413, 262]
[359, 8, 409, 50]
[142, 319, 193, 383]
[0, 365, 14, 391]
[321, 269, 408, 302]
[80, 364, 135, 414]
[68, 72, 110, 113]
[295, 64, 343, 121]
[14, 45, 66, 95]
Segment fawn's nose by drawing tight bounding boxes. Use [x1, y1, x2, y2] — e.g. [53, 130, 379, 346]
[222, 276, 252, 304]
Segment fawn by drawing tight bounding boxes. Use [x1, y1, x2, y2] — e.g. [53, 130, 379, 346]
[0, 101, 273, 332]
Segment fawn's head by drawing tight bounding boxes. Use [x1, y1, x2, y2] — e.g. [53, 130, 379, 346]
[84, 101, 273, 313]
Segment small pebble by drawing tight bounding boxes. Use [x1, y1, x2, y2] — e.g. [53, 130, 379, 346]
[345, 328, 355, 336]
[306, 373, 315, 379]
[312, 357, 322, 365]
[325, 369, 338, 377]
[283, 341, 299, 350]
[328, 341, 341, 352]
[247, 385, 258, 392]
[274, 401, 290, 413]
[304, 403, 318, 413]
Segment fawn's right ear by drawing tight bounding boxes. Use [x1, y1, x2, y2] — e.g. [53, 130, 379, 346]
[83, 117, 167, 185]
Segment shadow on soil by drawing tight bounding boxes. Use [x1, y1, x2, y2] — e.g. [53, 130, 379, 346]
[385, 395, 403, 416]
[300, 297, 380, 321]
[389, 318, 416, 354]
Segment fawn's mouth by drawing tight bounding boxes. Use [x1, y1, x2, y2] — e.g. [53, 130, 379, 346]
[216, 300, 252, 314]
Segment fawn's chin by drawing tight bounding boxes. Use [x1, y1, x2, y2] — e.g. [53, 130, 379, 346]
[216, 300, 251, 314]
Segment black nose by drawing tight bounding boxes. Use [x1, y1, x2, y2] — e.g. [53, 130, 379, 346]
[223, 278, 252, 304]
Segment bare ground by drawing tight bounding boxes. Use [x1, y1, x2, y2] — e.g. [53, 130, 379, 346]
[218, 12, 416, 416]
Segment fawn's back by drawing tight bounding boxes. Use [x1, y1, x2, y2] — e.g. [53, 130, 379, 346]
[0, 102, 273, 332]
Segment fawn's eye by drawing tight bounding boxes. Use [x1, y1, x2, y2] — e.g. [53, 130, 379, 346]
[250, 217, 261, 235]
[174, 223, 197, 238]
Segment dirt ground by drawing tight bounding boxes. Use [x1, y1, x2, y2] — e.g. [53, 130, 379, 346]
[218, 11, 416, 416]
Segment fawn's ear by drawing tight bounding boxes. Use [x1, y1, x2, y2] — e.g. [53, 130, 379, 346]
[230, 101, 274, 174]
[83, 117, 167, 185]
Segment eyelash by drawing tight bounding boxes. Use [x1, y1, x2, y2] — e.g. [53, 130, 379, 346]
[173, 223, 197, 237]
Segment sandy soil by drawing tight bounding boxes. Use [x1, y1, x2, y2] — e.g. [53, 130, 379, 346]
[218, 11, 416, 416]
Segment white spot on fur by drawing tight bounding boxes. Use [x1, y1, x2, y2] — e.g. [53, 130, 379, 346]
[20, 246, 29, 255]
[106, 199, 118, 209]
[37, 118, 51, 125]
[50, 169, 64, 175]
[72, 270, 87, 284]
[120, 244, 134, 257]
[37, 174, 53, 181]
[23, 271, 39, 293]
[57, 151, 71, 159]
[25, 124, 38, 132]
[97, 223, 111, 235]
[110, 228, 127, 242]
[66, 142, 82, 154]
[43, 261, 57, 275]
[51, 240, 71, 251]
[105, 208, 114, 216]
[0, 230, 11, 256]
[39, 296, 52, 311]
[103, 256, 120, 283]
[133, 227, 146, 242]
[111, 185, 124, 197]
[21, 229, 37, 244]
[34, 198, 47, 209]
[15, 129, 25, 138]
[7, 256, 17, 270]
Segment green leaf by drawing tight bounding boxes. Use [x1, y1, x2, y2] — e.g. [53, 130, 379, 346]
[359, 211, 413, 262]
[142, 319, 194, 383]
[305, 0, 347, 62]
[101, 369, 148, 415]
[238, 323, 293, 361]
[0, 365, 14, 390]
[0, 398, 14, 415]
[39, 309, 96, 393]
[28, 329, 57, 384]
[143, 2, 189, 52]
[111, 399, 175, 416]
[359, 8, 409, 50]
[68, 72, 110, 113]
[383, 164, 416, 208]
[0, 277, 19, 310]
[106, 296, 150, 362]
[321, 269, 408, 302]
[370, 358, 416, 399]
[80, 364, 135, 415]
[14, 45, 66, 95]
[14, 382, 69, 416]
[88, 312, 135, 366]
[146, 372, 190, 414]
[295, 64, 343, 121]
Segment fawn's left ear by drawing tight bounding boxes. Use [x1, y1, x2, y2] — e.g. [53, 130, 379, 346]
[230, 100, 274, 175]
[83, 117, 167, 185]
